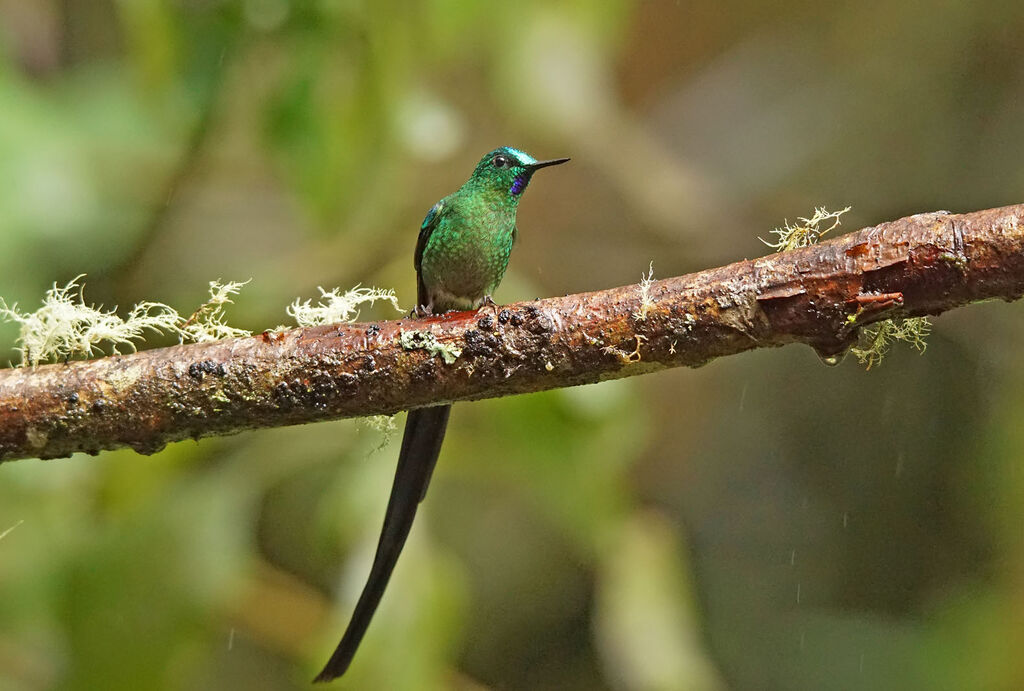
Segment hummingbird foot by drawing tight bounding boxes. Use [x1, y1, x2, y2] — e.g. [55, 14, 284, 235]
[475, 295, 501, 321]
[410, 304, 435, 319]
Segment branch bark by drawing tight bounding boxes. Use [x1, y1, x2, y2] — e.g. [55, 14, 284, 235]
[2, 204, 1023, 463]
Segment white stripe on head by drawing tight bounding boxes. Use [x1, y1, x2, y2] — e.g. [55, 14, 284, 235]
[505, 148, 537, 166]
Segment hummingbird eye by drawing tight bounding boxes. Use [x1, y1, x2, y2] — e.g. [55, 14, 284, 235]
[492, 155, 509, 168]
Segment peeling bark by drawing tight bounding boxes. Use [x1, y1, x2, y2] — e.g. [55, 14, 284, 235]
[1, 204, 1023, 463]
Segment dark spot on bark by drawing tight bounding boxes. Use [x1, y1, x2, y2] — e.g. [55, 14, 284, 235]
[510, 312, 524, 326]
[463, 329, 499, 357]
[272, 371, 357, 412]
[66, 392, 79, 406]
[363, 355, 377, 371]
[307, 376, 335, 407]
[524, 309, 554, 337]
[272, 380, 296, 407]
[366, 324, 381, 336]
[410, 357, 440, 385]
[188, 360, 225, 380]
[92, 399, 107, 413]
[498, 309, 511, 324]
[477, 315, 495, 330]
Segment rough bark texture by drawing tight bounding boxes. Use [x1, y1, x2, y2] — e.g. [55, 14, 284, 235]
[2, 204, 1022, 463]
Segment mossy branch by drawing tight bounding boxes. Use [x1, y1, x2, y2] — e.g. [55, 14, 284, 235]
[2, 203, 1023, 463]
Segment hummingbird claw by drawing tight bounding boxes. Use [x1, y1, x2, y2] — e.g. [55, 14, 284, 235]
[476, 295, 501, 320]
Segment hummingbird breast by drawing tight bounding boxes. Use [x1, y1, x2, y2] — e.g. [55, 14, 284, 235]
[420, 203, 516, 311]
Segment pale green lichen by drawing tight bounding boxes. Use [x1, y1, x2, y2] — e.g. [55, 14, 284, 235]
[178, 280, 253, 343]
[288, 285, 401, 327]
[761, 206, 852, 252]
[760, 206, 931, 369]
[0, 276, 181, 366]
[938, 251, 968, 272]
[0, 277, 253, 367]
[399, 330, 462, 364]
[632, 262, 655, 321]
[357, 414, 399, 452]
[850, 317, 931, 370]
[1, 277, 407, 368]
[358, 415, 397, 434]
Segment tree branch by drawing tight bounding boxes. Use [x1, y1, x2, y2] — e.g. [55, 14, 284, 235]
[2, 204, 1023, 463]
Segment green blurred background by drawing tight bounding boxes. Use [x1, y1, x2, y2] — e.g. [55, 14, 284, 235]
[1, 1, 1023, 689]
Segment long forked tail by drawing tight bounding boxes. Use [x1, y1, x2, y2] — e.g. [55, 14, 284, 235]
[313, 405, 451, 683]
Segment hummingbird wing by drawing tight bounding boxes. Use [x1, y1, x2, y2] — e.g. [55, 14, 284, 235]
[314, 199, 452, 683]
[414, 199, 445, 307]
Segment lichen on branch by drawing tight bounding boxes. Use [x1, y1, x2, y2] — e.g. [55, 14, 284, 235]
[850, 317, 931, 369]
[0, 278, 402, 368]
[0, 276, 185, 367]
[287, 285, 401, 327]
[760, 205, 930, 367]
[760, 206, 851, 252]
[177, 280, 253, 343]
[0, 203, 1022, 463]
[632, 262, 656, 322]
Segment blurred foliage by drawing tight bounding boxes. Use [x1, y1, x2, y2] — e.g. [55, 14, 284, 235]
[1, 0, 1024, 689]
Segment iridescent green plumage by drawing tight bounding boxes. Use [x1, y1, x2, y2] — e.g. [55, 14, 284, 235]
[417, 147, 570, 311]
[315, 147, 568, 683]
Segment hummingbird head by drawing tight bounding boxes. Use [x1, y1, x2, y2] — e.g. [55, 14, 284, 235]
[468, 146, 569, 199]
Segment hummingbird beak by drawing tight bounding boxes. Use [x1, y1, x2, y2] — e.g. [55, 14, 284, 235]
[527, 157, 570, 171]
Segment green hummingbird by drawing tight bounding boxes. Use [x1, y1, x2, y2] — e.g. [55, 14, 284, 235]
[314, 147, 569, 682]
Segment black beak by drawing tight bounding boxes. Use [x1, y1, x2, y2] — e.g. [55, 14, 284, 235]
[527, 157, 570, 170]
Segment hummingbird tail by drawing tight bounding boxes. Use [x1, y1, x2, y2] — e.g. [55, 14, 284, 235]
[313, 404, 451, 683]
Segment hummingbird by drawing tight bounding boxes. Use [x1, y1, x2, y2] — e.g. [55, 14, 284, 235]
[314, 147, 570, 682]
